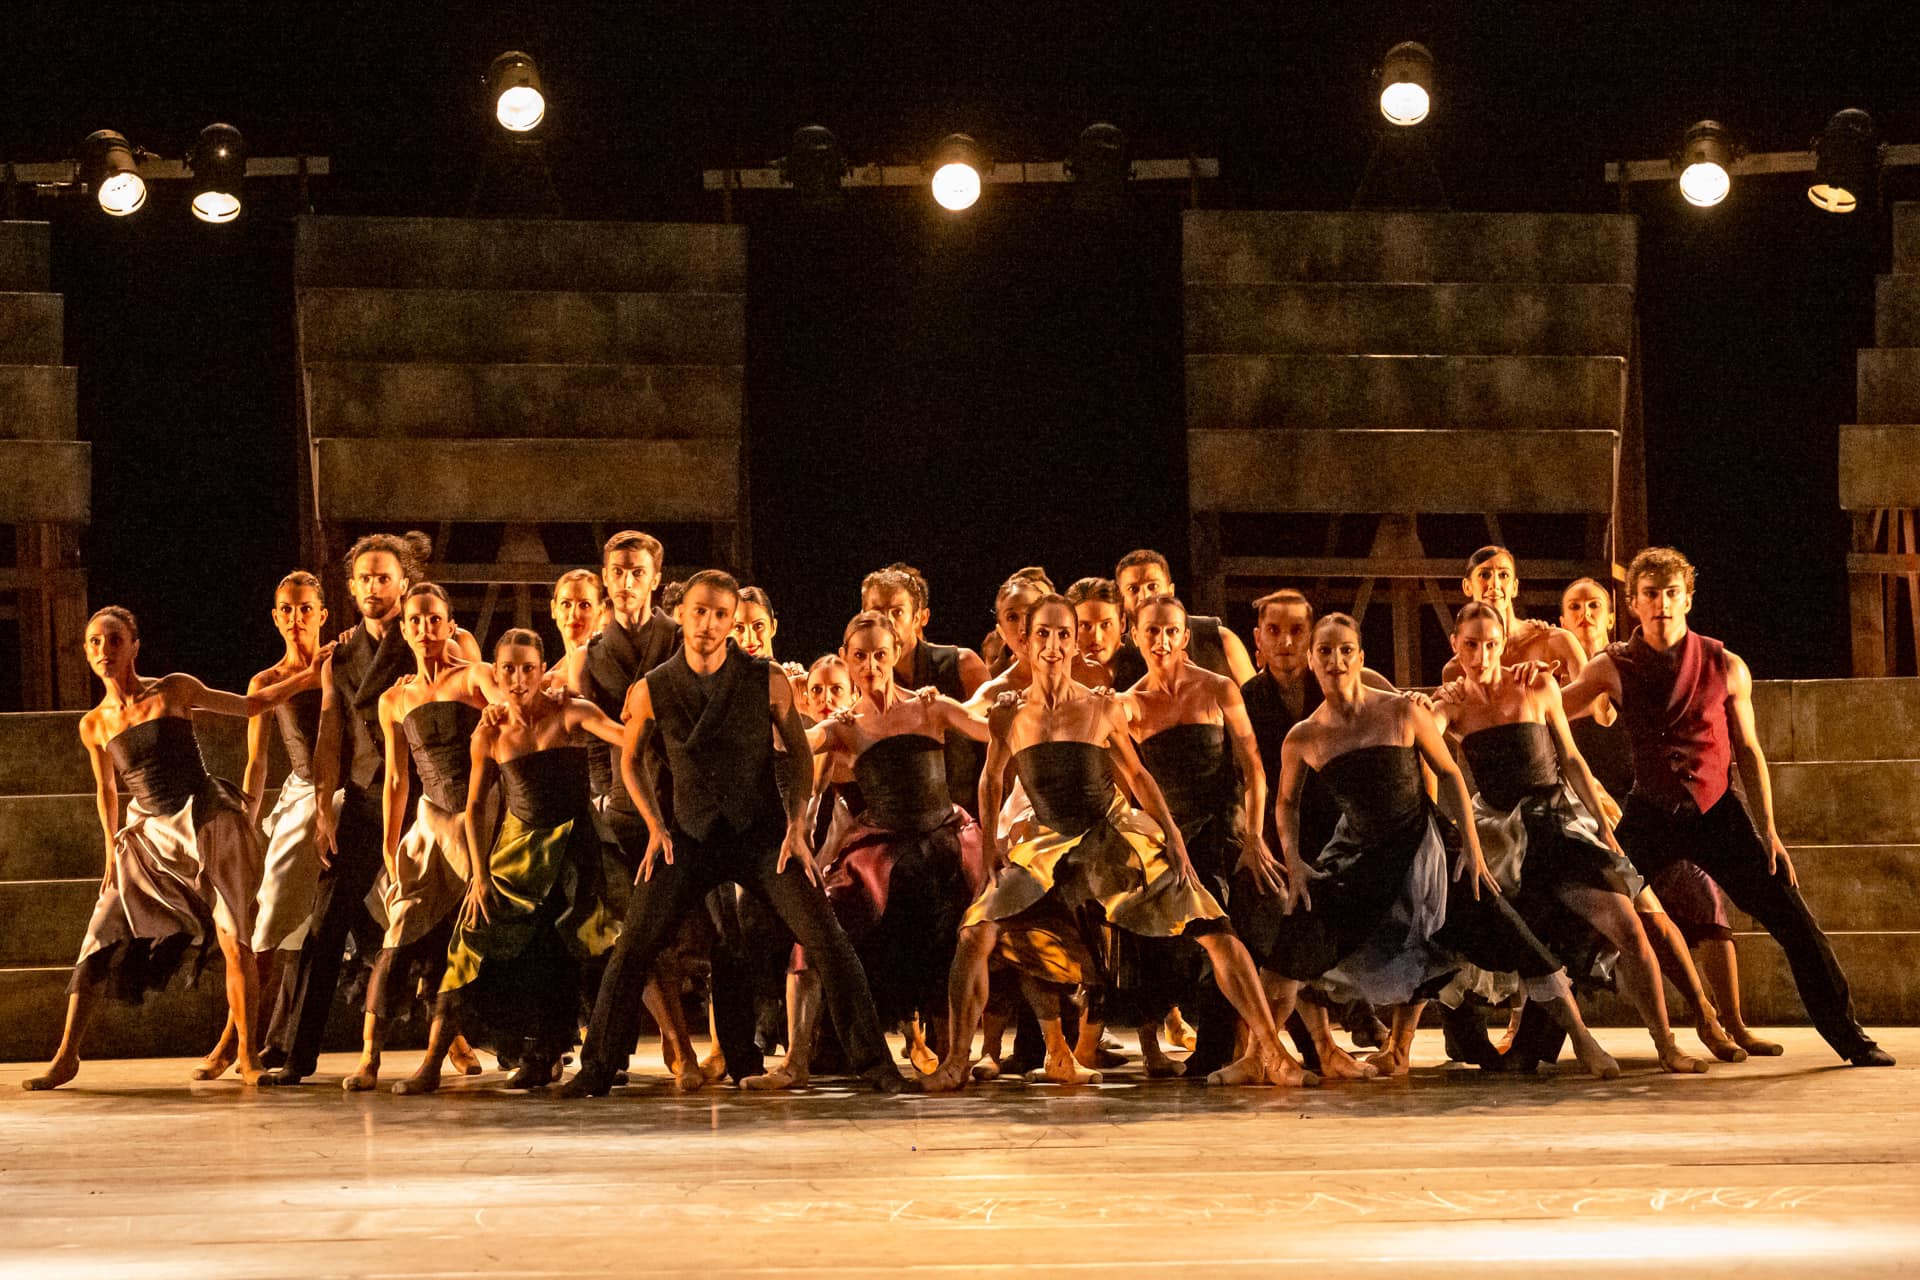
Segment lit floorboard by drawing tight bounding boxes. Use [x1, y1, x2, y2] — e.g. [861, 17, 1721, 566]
[3, 1028, 1916, 1278]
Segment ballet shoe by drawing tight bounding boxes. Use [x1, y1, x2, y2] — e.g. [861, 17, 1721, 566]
[1849, 1046, 1896, 1068]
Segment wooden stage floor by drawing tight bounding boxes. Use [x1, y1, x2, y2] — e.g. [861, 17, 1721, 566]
[2, 1027, 1916, 1278]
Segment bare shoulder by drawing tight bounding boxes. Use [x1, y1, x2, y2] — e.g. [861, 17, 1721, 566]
[77, 707, 105, 748]
[1722, 648, 1753, 691]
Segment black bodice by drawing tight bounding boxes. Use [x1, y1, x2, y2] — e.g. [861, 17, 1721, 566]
[1013, 741, 1113, 836]
[108, 716, 209, 812]
[1460, 721, 1563, 811]
[1137, 722, 1233, 829]
[1317, 744, 1426, 844]
[500, 745, 593, 828]
[403, 701, 482, 812]
[275, 688, 324, 782]
[852, 734, 951, 833]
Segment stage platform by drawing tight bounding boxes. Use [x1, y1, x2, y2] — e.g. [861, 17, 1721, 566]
[3, 1027, 1915, 1278]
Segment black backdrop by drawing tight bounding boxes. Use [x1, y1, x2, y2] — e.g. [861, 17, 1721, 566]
[10, 2, 1918, 696]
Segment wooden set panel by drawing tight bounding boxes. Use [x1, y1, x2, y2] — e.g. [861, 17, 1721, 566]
[0, 442, 88, 523]
[298, 288, 745, 364]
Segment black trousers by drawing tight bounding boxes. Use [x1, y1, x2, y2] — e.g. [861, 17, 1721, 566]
[1617, 789, 1871, 1059]
[277, 788, 386, 1073]
[581, 819, 890, 1079]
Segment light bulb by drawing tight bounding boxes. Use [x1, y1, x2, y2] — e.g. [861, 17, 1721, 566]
[931, 162, 981, 210]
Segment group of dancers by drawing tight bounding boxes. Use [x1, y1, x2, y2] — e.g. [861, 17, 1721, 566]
[22, 531, 1895, 1095]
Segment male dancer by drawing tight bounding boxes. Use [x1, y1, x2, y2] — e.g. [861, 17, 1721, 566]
[1108, 549, 1258, 688]
[558, 571, 903, 1095]
[272, 532, 429, 1084]
[1559, 547, 1892, 1067]
[860, 564, 989, 814]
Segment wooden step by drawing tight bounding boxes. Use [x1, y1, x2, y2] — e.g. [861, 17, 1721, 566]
[0, 712, 272, 797]
[0, 293, 63, 364]
[1182, 210, 1638, 285]
[304, 362, 741, 440]
[1732, 931, 1920, 1028]
[1188, 427, 1616, 514]
[297, 288, 744, 364]
[1185, 354, 1625, 432]
[0, 879, 95, 967]
[0, 965, 226, 1062]
[1185, 283, 1634, 357]
[295, 217, 746, 293]
[1839, 424, 1920, 509]
[0, 221, 51, 292]
[0, 441, 88, 522]
[1894, 203, 1920, 276]
[1759, 677, 1920, 763]
[1875, 276, 1920, 347]
[0, 365, 76, 439]
[1773, 760, 1920, 845]
[1726, 846, 1920, 933]
[1855, 348, 1920, 424]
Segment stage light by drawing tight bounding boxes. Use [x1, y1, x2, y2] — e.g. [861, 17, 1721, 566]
[1378, 42, 1434, 127]
[1676, 120, 1735, 207]
[927, 134, 987, 211]
[187, 123, 247, 223]
[781, 125, 847, 206]
[1069, 122, 1130, 209]
[489, 51, 546, 133]
[1808, 108, 1879, 214]
[81, 130, 146, 216]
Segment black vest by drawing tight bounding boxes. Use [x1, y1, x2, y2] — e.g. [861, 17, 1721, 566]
[906, 640, 985, 816]
[1110, 614, 1230, 689]
[331, 620, 413, 793]
[1240, 667, 1339, 862]
[647, 642, 783, 841]
[581, 608, 680, 808]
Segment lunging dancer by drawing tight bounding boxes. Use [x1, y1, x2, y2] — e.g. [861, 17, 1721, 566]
[1559, 547, 1893, 1067]
[557, 571, 904, 1096]
[745, 611, 990, 1089]
[922, 594, 1313, 1090]
[25, 607, 324, 1090]
[394, 628, 624, 1094]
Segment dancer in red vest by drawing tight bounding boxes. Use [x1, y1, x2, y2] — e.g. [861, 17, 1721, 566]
[1561, 547, 1891, 1066]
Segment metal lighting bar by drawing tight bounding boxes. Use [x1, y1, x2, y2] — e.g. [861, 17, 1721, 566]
[702, 156, 1218, 192]
[5, 156, 331, 186]
[1605, 144, 1920, 184]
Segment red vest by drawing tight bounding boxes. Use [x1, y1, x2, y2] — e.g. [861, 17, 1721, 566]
[1609, 628, 1734, 813]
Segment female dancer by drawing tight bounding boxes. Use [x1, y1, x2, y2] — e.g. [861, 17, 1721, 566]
[733, 586, 779, 660]
[1428, 603, 1709, 1073]
[744, 612, 990, 1089]
[1265, 613, 1620, 1079]
[550, 568, 604, 664]
[1112, 594, 1302, 1077]
[393, 629, 625, 1094]
[1560, 577, 1772, 1057]
[1443, 546, 1588, 680]
[923, 594, 1313, 1090]
[345, 583, 492, 1091]
[25, 607, 325, 1090]
[195, 571, 335, 1079]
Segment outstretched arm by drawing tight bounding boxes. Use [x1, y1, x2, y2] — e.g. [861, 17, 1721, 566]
[82, 723, 118, 892]
[618, 680, 673, 881]
[460, 727, 499, 926]
[770, 669, 820, 882]
[379, 692, 411, 876]
[1101, 699, 1198, 883]
[1539, 681, 1625, 854]
[1220, 681, 1285, 898]
[1271, 732, 1314, 912]
[1219, 625, 1258, 686]
[311, 655, 344, 861]
[1727, 651, 1795, 885]
[1409, 700, 1496, 898]
[1559, 651, 1623, 720]
[932, 694, 993, 743]
[242, 670, 274, 825]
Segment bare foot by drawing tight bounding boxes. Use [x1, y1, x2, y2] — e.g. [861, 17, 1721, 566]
[1365, 1045, 1412, 1077]
[23, 1055, 79, 1091]
[1658, 1041, 1710, 1074]
[741, 1064, 808, 1091]
[341, 1055, 381, 1092]
[190, 1049, 236, 1082]
[920, 1057, 974, 1092]
[391, 1066, 442, 1095]
[448, 1036, 483, 1076]
[1315, 1043, 1380, 1081]
[969, 1056, 1002, 1082]
[1730, 1025, 1784, 1057]
[1025, 1047, 1101, 1085]
[1572, 1034, 1621, 1080]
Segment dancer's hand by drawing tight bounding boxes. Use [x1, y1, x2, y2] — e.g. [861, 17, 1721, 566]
[314, 806, 339, 868]
[1235, 844, 1287, 899]
[779, 819, 820, 884]
[306, 641, 336, 671]
[912, 685, 941, 702]
[993, 690, 1025, 711]
[1281, 852, 1314, 915]
[1597, 791, 1622, 828]
[1404, 690, 1436, 712]
[1453, 841, 1496, 900]
[479, 702, 510, 729]
[100, 840, 117, 894]
[461, 878, 492, 929]
[1514, 659, 1560, 689]
[1767, 830, 1798, 887]
[638, 827, 674, 883]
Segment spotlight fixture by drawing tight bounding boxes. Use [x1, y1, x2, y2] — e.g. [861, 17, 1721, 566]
[781, 125, 847, 206]
[927, 133, 988, 211]
[187, 123, 247, 223]
[1378, 42, 1434, 127]
[1068, 122, 1130, 210]
[489, 51, 546, 133]
[81, 130, 146, 216]
[1675, 120, 1736, 207]
[1808, 108, 1879, 214]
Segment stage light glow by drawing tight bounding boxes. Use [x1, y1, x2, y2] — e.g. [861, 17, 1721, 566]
[927, 134, 987, 211]
[1677, 120, 1734, 207]
[188, 123, 247, 224]
[1379, 42, 1434, 126]
[1809, 108, 1878, 214]
[82, 130, 146, 216]
[489, 52, 546, 133]
[782, 125, 847, 206]
[1069, 122, 1130, 209]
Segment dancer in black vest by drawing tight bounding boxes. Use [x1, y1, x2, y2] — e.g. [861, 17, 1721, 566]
[558, 570, 903, 1096]
[272, 532, 433, 1085]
